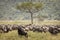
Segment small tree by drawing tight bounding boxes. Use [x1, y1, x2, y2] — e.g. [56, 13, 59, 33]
[16, 2, 43, 24]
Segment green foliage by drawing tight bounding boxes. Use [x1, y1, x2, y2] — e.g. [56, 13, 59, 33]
[34, 2, 43, 10]
[16, 2, 43, 13]
[17, 2, 32, 10]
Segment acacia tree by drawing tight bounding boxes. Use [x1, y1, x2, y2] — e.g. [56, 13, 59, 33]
[16, 2, 43, 24]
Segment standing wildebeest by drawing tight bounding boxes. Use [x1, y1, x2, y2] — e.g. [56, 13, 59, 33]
[0, 24, 4, 33]
[2, 25, 10, 33]
[12, 24, 18, 30]
[32, 25, 43, 32]
[49, 26, 58, 35]
[0, 24, 9, 33]
[24, 24, 33, 31]
[17, 26, 28, 37]
[42, 25, 49, 33]
[7, 24, 13, 31]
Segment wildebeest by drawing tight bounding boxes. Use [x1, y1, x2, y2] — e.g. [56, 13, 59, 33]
[32, 25, 43, 32]
[42, 25, 49, 33]
[6, 24, 13, 31]
[24, 24, 33, 31]
[0, 24, 60, 36]
[0, 24, 10, 33]
[49, 26, 59, 35]
[12, 24, 18, 30]
[2, 25, 10, 33]
[17, 26, 28, 37]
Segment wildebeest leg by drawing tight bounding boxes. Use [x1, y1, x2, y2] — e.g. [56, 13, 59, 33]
[25, 33, 28, 38]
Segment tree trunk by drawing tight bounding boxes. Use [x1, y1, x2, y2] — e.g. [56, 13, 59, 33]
[31, 13, 33, 24]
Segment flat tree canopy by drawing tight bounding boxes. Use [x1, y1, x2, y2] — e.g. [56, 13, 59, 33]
[16, 2, 43, 24]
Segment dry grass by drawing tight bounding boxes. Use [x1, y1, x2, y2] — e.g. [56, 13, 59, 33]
[0, 20, 60, 25]
[0, 30, 60, 40]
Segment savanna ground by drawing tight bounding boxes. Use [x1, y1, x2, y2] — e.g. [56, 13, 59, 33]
[0, 20, 60, 40]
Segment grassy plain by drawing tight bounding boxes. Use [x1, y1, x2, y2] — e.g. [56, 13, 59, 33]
[0, 20, 60, 40]
[0, 30, 60, 40]
[0, 20, 60, 25]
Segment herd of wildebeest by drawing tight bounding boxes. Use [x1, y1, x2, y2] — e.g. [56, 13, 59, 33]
[0, 24, 60, 37]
